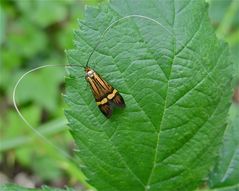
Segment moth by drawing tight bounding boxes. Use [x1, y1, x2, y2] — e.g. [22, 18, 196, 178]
[84, 66, 125, 118]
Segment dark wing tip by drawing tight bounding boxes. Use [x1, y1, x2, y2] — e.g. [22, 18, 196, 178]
[111, 93, 125, 108]
[99, 103, 113, 118]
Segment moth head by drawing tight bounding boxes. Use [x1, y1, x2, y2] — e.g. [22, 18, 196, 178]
[85, 67, 95, 78]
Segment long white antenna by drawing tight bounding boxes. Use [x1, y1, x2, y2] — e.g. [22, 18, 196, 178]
[13, 14, 222, 164]
[12, 64, 72, 160]
[86, 14, 221, 91]
[86, 14, 172, 66]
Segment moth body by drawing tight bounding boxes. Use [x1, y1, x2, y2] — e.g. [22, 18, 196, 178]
[84, 67, 125, 118]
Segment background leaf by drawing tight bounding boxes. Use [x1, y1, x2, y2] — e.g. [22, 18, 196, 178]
[208, 104, 239, 191]
[0, 0, 92, 188]
[66, 0, 232, 191]
[0, 184, 75, 191]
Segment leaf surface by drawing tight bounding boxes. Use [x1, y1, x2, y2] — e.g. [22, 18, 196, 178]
[65, 0, 232, 190]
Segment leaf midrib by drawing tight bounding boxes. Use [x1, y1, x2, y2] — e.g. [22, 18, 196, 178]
[144, 0, 176, 188]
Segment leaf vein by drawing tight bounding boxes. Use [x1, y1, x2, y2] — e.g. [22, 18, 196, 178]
[160, 93, 223, 163]
[166, 46, 227, 109]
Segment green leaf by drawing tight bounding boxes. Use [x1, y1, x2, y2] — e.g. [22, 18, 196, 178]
[208, 104, 239, 191]
[65, 0, 233, 190]
[0, 118, 67, 152]
[9, 66, 64, 112]
[32, 156, 63, 181]
[0, 105, 41, 140]
[0, 5, 6, 45]
[15, 0, 68, 27]
[208, 0, 231, 22]
[0, 184, 75, 191]
[231, 44, 239, 85]
[208, 0, 239, 33]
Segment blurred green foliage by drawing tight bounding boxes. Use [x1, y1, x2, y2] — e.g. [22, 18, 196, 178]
[0, 0, 104, 189]
[0, 0, 238, 190]
[208, 0, 239, 83]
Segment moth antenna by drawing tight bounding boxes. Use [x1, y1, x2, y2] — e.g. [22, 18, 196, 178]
[85, 14, 222, 93]
[85, 14, 173, 67]
[65, 64, 85, 68]
[12, 15, 223, 162]
[12, 15, 172, 161]
[12, 64, 75, 161]
[86, 46, 98, 67]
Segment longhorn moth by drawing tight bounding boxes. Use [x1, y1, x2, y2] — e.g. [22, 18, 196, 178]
[84, 66, 125, 118]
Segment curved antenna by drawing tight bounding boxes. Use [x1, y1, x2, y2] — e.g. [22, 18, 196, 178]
[13, 64, 75, 160]
[84, 14, 222, 93]
[12, 14, 223, 166]
[65, 64, 85, 70]
[86, 14, 173, 67]
[10, 15, 181, 164]
[65, 64, 85, 68]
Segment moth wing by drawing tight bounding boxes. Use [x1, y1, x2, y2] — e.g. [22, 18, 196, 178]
[98, 103, 112, 118]
[89, 72, 113, 101]
[111, 93, 125, 108]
